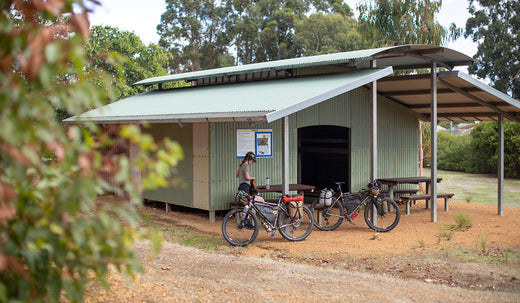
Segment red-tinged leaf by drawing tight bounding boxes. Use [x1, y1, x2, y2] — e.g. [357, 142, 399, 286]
[0, 204, 16, 225]
[44, 0, 65, 16]
[70, 12, 90, 41]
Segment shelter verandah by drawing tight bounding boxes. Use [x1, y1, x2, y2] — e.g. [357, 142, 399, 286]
[65, 44, 520, 222]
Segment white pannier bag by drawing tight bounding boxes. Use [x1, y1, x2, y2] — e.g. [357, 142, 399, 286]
[319, 189, 333, 206]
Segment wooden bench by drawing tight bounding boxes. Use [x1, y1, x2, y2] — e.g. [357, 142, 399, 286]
[400, 193, 455, 215]
[382, 188, 419, 201]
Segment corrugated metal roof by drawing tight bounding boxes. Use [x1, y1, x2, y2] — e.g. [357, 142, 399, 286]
[134, 44, 474, 87]
[64, 67, 393, 124]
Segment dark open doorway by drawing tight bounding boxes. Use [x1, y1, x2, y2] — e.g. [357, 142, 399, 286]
[298, 125, 350, 192]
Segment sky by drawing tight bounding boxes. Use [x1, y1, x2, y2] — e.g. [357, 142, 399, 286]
[89, 0, 478, 65]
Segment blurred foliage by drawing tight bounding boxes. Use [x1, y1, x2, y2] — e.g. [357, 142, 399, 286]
[0, 1, 183, 302]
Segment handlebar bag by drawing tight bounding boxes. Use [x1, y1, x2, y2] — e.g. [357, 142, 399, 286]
[235, 190, 250, 205]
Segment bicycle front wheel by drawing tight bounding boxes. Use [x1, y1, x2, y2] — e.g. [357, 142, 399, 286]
[277, 205, 313, 241]
[310, 200, 344, 231]
[364, 197, 400, 232]
[222, 208, 259, 246]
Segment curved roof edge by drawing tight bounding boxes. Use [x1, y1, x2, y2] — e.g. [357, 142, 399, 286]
[134, 44, 474, 87]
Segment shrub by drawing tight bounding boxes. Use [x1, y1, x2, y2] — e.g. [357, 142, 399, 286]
[453, 212, 472, 231]
[0, 2, 182, 302]
[437, 132, 472, 171]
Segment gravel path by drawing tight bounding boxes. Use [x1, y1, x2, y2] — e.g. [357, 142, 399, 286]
[86, 241, 520, 303]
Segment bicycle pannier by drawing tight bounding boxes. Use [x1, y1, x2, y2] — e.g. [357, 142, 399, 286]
[254, 202, 278, 224]
[319, 189, 333, 206]
[282, 194, 304, 219]
[289, 200, 303, 219]
[345, 201, 358, 216]
[343, 191, 368, 215]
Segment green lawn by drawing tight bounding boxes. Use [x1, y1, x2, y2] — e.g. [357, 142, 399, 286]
[423, 168, 520, 207]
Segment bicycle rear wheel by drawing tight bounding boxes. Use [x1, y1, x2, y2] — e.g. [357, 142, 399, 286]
[277, 205, 313, 241]
[364, 197, 400, 232]
[310, 200, 344, 231]
[222, 208, 259, 246]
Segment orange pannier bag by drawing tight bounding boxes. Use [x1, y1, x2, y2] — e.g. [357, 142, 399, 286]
[282, 194, 303, 203]
[283, 194, 303, 219]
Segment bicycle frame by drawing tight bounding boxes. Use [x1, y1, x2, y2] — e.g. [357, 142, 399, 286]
[311, 179, 400, 232]
[322, 183, 384, 224]
[330, 189, 371, 216]
[244, 195, 294, 232]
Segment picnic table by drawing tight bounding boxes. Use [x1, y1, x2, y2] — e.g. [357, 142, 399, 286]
[255, 184, 315, 194]
[379, 177, 442, 199]
[379, 177, 452, 215]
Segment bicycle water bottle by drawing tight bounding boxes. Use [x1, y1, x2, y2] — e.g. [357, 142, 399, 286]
[261, 221, 272, 232]
[351, 211, 359, 220]
[241, 205, 250, 221]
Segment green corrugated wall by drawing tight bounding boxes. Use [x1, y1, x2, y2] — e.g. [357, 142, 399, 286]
[142, 86, 419, 212]
[142, 123, 194, 207]
[209, 86, 419, 211]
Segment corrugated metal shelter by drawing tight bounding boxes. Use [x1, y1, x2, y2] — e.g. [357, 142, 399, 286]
[65, 44, 520, 222]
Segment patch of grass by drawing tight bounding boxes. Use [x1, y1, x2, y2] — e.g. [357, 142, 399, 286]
[453, 212, 472, 231]
[424, 168, 520, 207]
[476, 232, 489, 255]
[501, 247, 520, 264]
[157, 225, 228, 251]
[438, 242, 520, 267]
[417, 238, 425, 248]
[441, 243, 451, 258]
[438, 223, 455, 242]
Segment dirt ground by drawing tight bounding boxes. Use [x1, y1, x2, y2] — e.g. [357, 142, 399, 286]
[85, 198, 520, 302]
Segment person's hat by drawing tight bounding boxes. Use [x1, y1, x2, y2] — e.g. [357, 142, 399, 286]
[245, 151, 256, 162]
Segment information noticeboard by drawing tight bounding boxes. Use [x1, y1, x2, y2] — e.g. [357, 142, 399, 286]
[236, 129, 273, 158]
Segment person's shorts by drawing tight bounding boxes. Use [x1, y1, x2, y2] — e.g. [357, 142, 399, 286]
[238, 182, 251, 194]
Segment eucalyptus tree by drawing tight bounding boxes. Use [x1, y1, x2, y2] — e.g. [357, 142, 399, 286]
[230, 0, 354, 64]
[157, 0, 235, 71]
[357, 0, 457, 47]
[294, 12, 368, 56]
[465, 0, 520, 98]
[157, 0, 355, 69]
[87, 25, 171, 99]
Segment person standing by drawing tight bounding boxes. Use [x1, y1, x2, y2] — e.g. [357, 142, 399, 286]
[236, 151, 256, 194]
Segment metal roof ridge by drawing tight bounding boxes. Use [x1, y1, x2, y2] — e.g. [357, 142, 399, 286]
[134, 44, 474, 87]
[133, 46, 400, 86]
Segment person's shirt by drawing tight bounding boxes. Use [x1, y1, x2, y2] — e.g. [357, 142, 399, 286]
[238, 163, 250, 185]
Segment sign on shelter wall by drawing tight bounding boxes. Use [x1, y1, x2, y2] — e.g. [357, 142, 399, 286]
[236, 129, 273, 158]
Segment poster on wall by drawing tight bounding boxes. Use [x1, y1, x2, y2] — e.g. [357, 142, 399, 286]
[237, 129, 273, 158]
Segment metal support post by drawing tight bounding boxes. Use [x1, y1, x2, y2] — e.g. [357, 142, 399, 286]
[498, 114, 504, 215]
[430, 62, 438, 222]
[282, 116, 290, 195]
